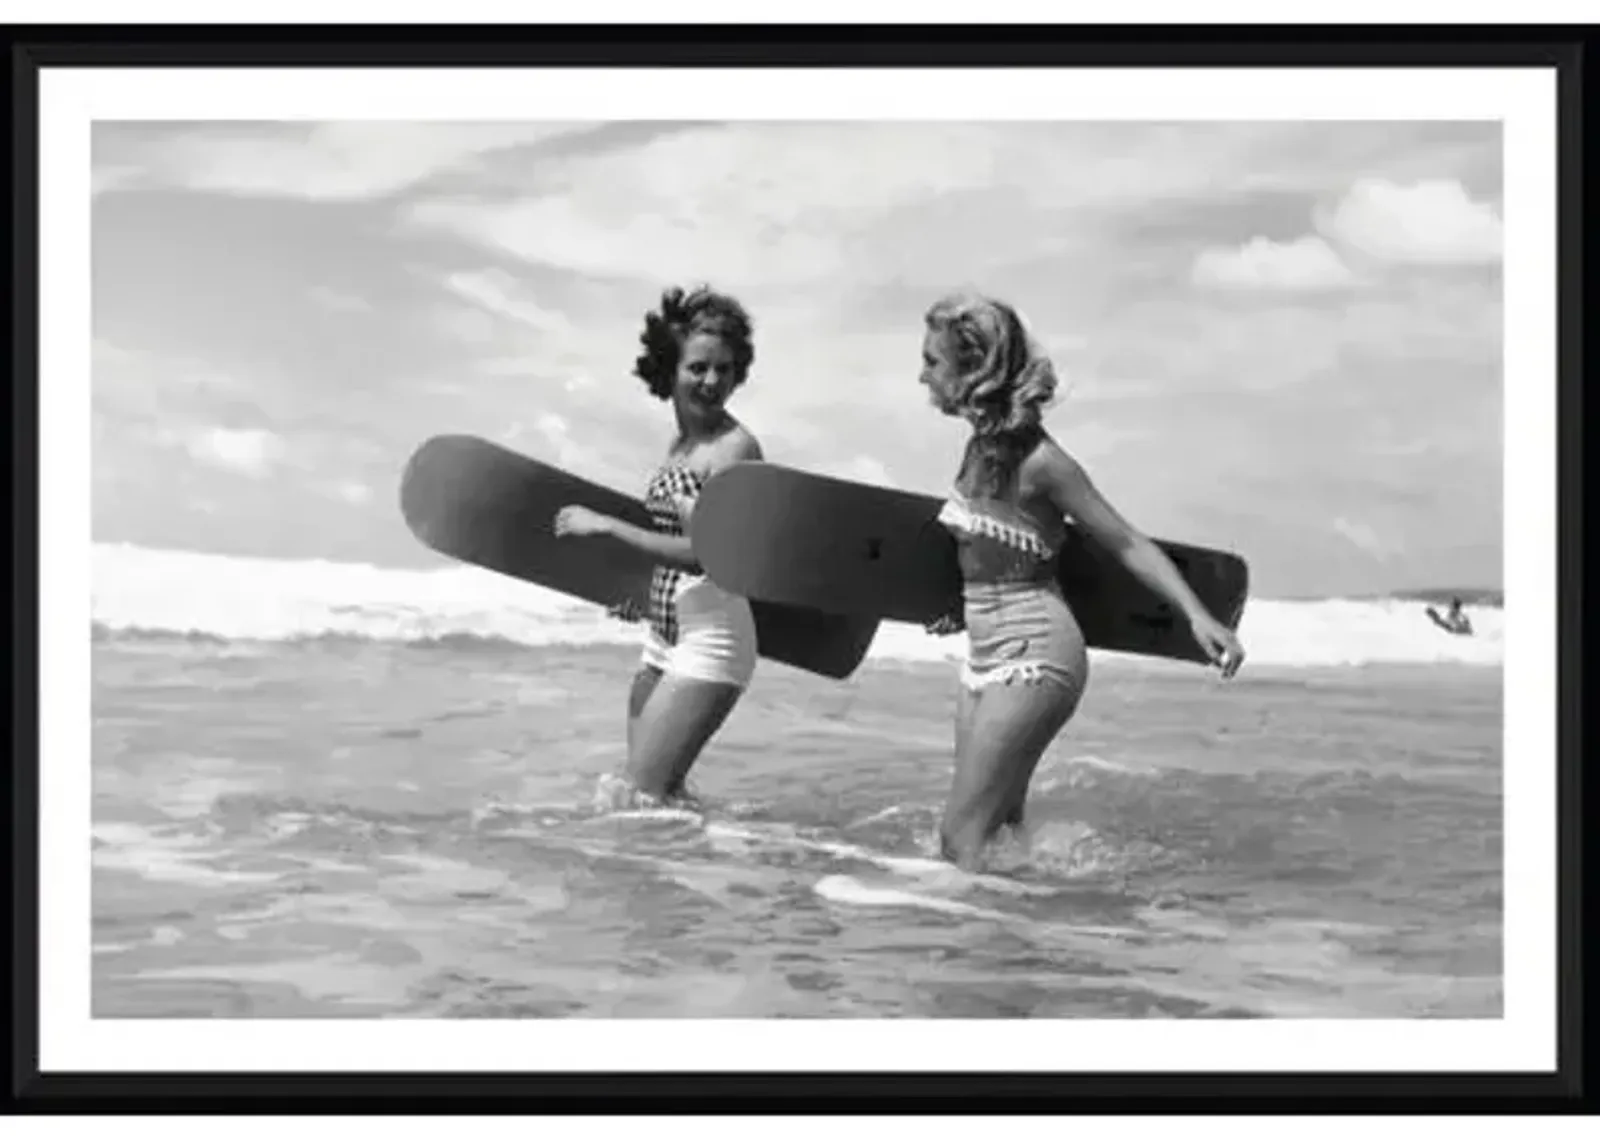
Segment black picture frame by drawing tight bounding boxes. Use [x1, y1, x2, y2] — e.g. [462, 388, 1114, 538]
[5, 21, 1590, 1115]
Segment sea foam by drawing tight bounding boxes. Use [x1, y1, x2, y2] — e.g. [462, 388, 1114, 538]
[90, 542, 1503, 668]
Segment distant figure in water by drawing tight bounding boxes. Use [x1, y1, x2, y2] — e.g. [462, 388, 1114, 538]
[1427, 597, 1474, 637]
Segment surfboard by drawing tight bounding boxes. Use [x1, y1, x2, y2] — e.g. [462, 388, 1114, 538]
[689, 461, 1250, 665]
[398, 435, 880, 680]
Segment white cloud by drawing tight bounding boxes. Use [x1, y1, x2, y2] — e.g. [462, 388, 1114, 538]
[92, 165, 142, 196]
[531, 412, 596, 472]
[94, 339, 247, 398]
[401, 122, 1345, 290]
[1191, 235, 1357, 292]
[110, 122, 589, 201]
[1190, 177, 1499, 297]
[1332, 516, 1392, 561]
[309, 286, 373, 314]
[335, 482, 372, 505]
[442, 269, 573, 336]
[185, 427, 285, 477]
[825, 455, 897, 489]
[432, 303, 502, 348]
[1315, 178, 1502, 265]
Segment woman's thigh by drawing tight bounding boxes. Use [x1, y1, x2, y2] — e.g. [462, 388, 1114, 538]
[626, 673, 744, 797]
[944, 675, 1083, 840]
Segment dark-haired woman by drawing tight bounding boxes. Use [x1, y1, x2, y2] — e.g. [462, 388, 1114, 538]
[554, 286, 763, 801]
[917, 292, 1246, 869]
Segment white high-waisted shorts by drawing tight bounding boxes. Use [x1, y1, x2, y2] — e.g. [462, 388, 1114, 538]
[640, 575, 758, 689]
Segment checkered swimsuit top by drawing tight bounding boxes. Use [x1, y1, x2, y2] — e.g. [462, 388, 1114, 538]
[643, 462, 706, 646]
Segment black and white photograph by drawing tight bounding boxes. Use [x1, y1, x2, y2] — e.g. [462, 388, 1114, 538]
[17, 30, 1577, 1097]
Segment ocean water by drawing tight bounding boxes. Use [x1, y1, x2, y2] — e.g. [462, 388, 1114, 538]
[91, 544, 1504, 1019]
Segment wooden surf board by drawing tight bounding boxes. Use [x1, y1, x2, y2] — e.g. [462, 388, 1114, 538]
[690, 461, 1250, 665]
[399, 435, 880, 680]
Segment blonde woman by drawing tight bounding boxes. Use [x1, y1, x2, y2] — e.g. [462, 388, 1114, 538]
[917, 293, 1245, 868]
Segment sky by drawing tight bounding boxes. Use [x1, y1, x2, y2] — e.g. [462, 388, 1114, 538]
[90, 119, 1504, 598]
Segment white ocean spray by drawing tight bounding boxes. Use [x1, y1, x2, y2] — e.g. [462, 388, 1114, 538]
[90, 542, 1503, 669]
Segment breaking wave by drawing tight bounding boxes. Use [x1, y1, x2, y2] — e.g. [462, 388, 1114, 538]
[90, 543, 1503, 668]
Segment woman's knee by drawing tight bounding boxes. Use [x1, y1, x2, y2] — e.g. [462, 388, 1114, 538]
[626, 676, 742, 794]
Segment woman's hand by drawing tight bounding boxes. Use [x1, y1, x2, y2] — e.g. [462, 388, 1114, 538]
[1189, 611, 1245, 679]
[553, 506, 614, 539]
[607, 598, 645, 623]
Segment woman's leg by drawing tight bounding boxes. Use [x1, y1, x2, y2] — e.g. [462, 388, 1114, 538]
[626, 676, 744, 798]
[626, 664, 663, 760]
[997, 663, 1087, 828]
[940, 674, 1083, 869]
[952, 676, 978, 793]
[626, 580, 756, 799]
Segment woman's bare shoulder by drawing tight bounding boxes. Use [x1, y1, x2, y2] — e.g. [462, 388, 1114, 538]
[1020, 430, 1083, 486]
[698, 418, 763, 475]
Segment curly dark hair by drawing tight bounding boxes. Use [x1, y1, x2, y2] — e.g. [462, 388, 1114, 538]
[632, 285, 756, 401]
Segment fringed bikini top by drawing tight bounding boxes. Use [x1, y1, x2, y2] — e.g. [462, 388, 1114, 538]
[937, 491, 1068, 587]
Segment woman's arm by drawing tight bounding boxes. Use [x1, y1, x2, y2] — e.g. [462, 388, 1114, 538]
[600, 522, 699, 569]
[1034, 440, 1243, 676]
[553, 505, 702, 569]
[588, 427, 765, 571]
[1035, 443, 1215, 626]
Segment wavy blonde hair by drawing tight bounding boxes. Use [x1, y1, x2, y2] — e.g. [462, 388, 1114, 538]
[924, 292, 1059, 494]
[923, 292, 1058, 436]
